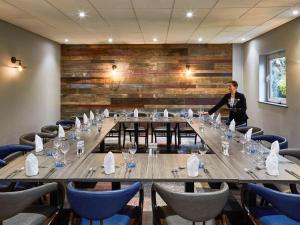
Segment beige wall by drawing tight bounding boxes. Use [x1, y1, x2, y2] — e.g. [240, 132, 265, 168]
[243, 17, 300, 147]
[0, 20, 60, 145]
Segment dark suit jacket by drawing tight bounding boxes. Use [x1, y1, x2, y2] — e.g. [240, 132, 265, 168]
[208, 92, 248, 125]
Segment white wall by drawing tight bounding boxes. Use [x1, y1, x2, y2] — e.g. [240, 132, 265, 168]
[243, 17, 300, 147]
[233, 44, 244, 92]
[0, 20, 61, 145]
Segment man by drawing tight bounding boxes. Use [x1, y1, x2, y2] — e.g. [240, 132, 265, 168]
[205, 80, 248, 126]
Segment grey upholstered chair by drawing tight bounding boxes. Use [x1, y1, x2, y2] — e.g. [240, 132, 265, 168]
[279, 148, 300, 194]
[0, 182, 64, 225]
[41, 125, 72, 138]
[152, 183, 229, 225]
[19, 132, 55, 147]
[236, 126, 264, 137]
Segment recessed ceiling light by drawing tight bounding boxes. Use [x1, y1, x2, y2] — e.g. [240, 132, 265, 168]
[153, 37, 158, 42]
[241, 38, 246, 41]
[64, 38, 69, 43]
[186, 11, 193, 18]
[293, 10, 299, 15]
[79, 11, 86, 18]
[198, 37, 203, 42]
[108, 38, 113, 43]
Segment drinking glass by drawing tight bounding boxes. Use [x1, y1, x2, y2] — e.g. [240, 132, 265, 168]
[122, 148, 130, 167]
[60, 140, 70, 165]
[53, 138, 62, 150]
[221, 137, 230, 156]
[52, 149, 64, 168]
[199, 143, 208, 156]
[128, 142, 137, 168]
[239, 135, 247, 153]
[199, 123, 205, 132]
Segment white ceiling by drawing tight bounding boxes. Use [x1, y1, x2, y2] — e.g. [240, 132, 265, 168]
[0, 0, 299, 44]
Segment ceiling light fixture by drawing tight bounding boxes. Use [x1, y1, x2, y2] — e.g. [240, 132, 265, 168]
[11, 57, 26, 72]
[198, 37, 203, 42]
[293, 10, 299, 15]
[153, 37, 158, 42]
[186, 11, 193, 18]
[185, 64, 192, 77]
[108, 38, 113, 43]
[78, 11, 86, 18]
[241, 38, 246, 41]
[64, 38, 69, 43]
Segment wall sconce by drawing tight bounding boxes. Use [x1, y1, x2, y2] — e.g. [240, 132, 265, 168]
[11, 57, 26, 72]
[111, 64, 117, 78]
[110, 64, 120, 91]
[185, 64, 192, 77]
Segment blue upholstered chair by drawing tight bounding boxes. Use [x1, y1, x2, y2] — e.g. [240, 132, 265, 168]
[67, 182, 143, 225]
[242, 183, 300, 225]
[252, 134, 288, 149]
[56, 119, 75, 127]
[0, 144, 34, 191]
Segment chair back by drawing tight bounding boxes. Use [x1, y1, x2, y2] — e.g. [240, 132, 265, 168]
[248, 183, 300, 222]
[56, 120, 75, 127]
[19, 132, 55, 147]
[252, 134, 288, 149]
[0, 144, 33, 160]
[153, 183, 229, 222]
[236, 126, 264, 137]
[0, 183, 58, 222]
[67, 182, 141, 221]
[127, 112, 148, 117]
[157, 112, 175, 118]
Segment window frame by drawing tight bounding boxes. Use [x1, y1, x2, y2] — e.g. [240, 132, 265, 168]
[265, 50, 287, 105]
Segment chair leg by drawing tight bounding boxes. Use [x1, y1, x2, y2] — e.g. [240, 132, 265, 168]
[123, 131, 126, 148]
[118, 131, 121, 148]
[154, 133, 157, 143]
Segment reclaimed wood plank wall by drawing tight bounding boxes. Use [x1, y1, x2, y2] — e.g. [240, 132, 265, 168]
[61, 44, 232, 118]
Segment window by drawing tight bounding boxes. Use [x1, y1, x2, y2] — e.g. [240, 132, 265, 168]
[266, 51, 287, 104]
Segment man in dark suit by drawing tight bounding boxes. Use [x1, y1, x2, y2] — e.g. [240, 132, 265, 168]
[205, 80, 248, 126]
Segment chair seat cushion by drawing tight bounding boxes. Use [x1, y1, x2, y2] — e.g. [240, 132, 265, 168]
[179, 127, 195, 132]
[80, 205, 138, 225]
[125, 126, 146, 131]
[158, 206, 215, 225]
[3, 205, 56, 225]
[251, 207, 300, 225]
[154, 126, 175, 132]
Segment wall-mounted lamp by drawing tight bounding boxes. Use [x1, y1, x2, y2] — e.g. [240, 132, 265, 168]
[11, 57, 26, 72]
[112, 64, 117, 75]
[185, 64, 192, 77]
[110, 64, 120, 91]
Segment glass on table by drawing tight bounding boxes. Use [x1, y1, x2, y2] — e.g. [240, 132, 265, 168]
[60, 140, 70, 165]
[126, 141, 137, 168]
[239, 135, 247, 154]
[221, 136, 230, 156]
[52, 149, 64, 168]
[199, 143, 208, 156]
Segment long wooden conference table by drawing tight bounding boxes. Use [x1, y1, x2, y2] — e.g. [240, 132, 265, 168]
[1, 117, 300, 188]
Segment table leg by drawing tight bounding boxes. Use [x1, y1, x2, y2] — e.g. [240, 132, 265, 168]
[167, 123, 171, 152]
[134, 122, 139, 151]
[185, 182, 194, 192]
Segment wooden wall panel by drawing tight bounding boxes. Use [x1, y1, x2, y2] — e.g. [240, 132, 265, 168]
[61, 44, 232, 118]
